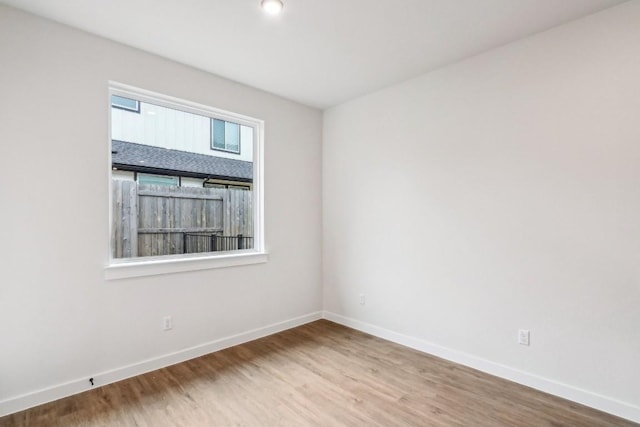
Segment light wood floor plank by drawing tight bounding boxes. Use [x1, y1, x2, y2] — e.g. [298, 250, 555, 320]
[1, 320, 636, 426]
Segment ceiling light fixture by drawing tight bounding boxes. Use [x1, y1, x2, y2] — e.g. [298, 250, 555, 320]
[261, 0, 284, 15]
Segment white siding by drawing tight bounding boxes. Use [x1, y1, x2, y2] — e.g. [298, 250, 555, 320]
[111, 102, 254, 162]
[181, 177, 205, 188]
[111, 170, 134, 181]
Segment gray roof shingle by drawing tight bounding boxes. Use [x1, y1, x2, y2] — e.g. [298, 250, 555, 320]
[112, 140, 253, 182]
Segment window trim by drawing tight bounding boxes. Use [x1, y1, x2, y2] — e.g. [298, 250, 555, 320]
[105, 251, 268, 280]
[106, 81, 266, 279]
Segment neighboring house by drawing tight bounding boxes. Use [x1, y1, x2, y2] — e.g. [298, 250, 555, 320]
[112, 140, 253, 190]
[111, 95, 253, 189]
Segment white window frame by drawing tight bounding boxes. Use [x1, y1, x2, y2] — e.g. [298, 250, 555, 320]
[105, 82, 266, 280]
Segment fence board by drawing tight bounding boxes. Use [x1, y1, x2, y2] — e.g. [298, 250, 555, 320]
[112, 181, 252, 258]
[112, 180, 122, 258]
[128, 181, 138, 257]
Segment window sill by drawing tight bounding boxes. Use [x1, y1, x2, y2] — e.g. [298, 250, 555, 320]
[104, 251, 268, 280]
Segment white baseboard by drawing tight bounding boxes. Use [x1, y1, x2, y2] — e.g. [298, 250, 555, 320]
[0, 311, 322, 417]
[3, 310, 637, 423]
[322, 311, 640, 424]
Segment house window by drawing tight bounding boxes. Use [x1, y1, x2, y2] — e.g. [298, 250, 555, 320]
[108, 83, 264, 273]
[212, 119, 241, 153]
[137, 173, 179, 186]
[203, 178, 251, 191]
[111, 95, 140, 113]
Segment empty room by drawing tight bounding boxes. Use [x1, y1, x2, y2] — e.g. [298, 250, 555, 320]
[0, 0, 638, 425]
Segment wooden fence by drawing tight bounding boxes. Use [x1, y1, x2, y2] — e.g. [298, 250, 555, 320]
[112, 180, 253, 258]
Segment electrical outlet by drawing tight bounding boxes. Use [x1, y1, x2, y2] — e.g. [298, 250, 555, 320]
[518, 329, 530, 346]
[359, 294, 366, 305]
[163, 316, 173, 331]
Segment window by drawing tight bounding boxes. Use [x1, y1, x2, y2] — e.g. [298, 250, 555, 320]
[212, 118, 241, 153]
[203, 178, 251, 191]
[111, 95, 140, 112]
[137, 173, 179, 186]
[107, 82, 264, 278]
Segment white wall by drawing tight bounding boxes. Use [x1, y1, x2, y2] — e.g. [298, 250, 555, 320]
[0, 5, 322, 413]
[324, 1, 640, 421]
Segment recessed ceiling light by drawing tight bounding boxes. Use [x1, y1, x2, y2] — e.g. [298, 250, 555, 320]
[261, 0, 284, 15]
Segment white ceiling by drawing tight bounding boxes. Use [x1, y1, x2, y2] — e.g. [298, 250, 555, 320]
[2, 0, 628, 108]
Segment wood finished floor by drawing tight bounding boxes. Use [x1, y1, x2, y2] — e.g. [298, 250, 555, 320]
[1, 320, 635, 427]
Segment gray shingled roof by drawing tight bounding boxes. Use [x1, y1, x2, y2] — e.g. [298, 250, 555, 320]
[112, 140, 253, 182]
